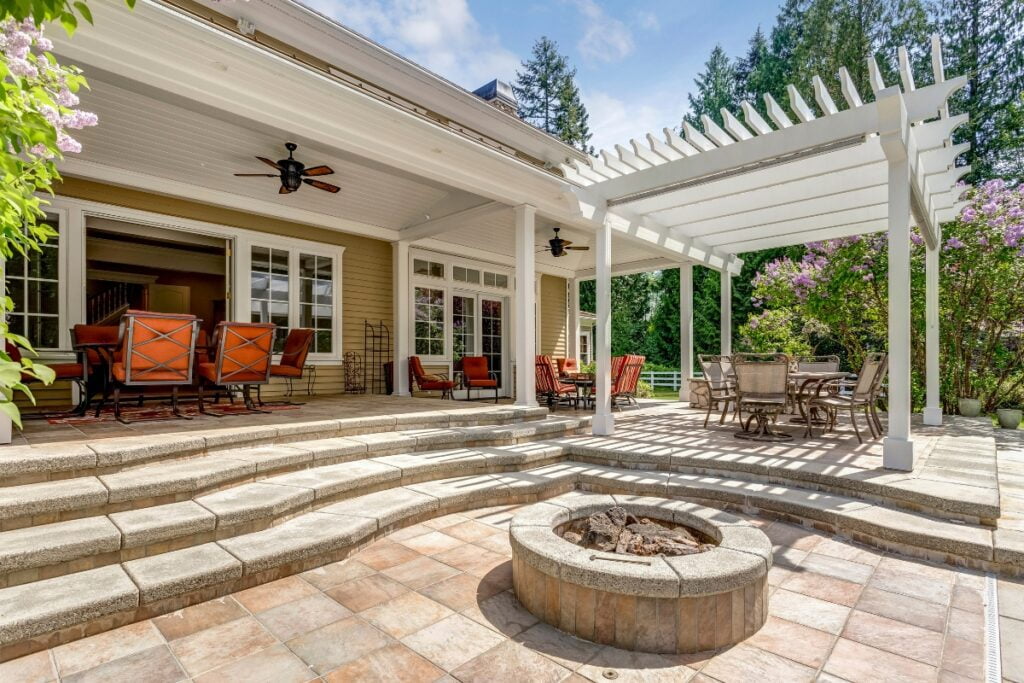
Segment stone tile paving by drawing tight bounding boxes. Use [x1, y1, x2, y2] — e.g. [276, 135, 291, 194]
[0, 504, 989, 682]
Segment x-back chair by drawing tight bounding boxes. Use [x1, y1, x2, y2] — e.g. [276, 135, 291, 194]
[197, 321, 276, 415]
[105, 310, 200, 423]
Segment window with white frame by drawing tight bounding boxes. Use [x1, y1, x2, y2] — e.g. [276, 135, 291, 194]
[414, 286, 445, 356]
[251, 245, 337, 356]
[6, 215, 61, 350]
[579, 331, 592, 365]
[413, 258, 444, 278]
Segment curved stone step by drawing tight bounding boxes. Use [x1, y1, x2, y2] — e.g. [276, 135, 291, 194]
[0, 463, 1008, 662]
[0, 404, 551, 485]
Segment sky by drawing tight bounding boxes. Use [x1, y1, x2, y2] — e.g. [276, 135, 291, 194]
[302, 0, 782, 152]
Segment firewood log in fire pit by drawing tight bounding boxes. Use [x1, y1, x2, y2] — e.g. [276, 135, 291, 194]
[559, 506, 715, 557]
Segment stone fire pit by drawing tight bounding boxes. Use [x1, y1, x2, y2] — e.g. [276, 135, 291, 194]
[510, 493, 772, 654]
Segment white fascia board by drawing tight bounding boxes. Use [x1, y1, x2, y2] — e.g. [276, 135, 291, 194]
[59, 158, 401, 241]
[53, 1, 579, 223]
[594, 103, 882, 202]
[412, 237, 577, 279]
[573, 257, 683, 281]
[189, 0, 587, 169]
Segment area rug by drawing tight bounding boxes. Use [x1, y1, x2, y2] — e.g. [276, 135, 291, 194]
[47, 402, 300, 425]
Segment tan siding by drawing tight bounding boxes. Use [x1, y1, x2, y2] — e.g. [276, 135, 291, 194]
[19, 178, 394, 408]
[540, 274, 567, 358]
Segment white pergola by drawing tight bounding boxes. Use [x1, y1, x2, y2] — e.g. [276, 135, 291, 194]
[561, 37, 968, 471]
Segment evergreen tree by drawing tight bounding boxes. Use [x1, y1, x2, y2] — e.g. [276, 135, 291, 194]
[683, 45, 739, 128]
[554, 72, 594, 154]
[735, 27, 772, 106]
[936, 0, 1024, 181]
[513, 37, 570, 134]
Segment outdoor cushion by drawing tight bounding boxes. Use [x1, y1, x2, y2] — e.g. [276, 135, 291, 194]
[112, 362, 187, 383]
[72, 324, 120, 365]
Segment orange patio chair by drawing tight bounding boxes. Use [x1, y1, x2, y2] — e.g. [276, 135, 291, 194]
[258, 328, 315, 405]
[197, 321, 276, 415]
[535, 355, 576, 409]
[461, 355, 498, 403]
[556, 357, 578, 377]
[5, 342, 89, 417]
[611, 354, 645, 407]
[105, 310, 200, 423]
[408, 356, 455, 399]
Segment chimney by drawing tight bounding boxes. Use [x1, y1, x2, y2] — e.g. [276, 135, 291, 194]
[473, 79, 518, 116]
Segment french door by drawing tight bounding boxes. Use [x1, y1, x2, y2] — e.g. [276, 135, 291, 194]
[452, 291, 506, 395]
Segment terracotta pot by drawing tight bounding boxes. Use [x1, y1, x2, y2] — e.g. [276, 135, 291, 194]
[958, 398, 982, 418]
[997, 409, 1022, 429]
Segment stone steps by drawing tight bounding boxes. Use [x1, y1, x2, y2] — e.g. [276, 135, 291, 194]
[0, 415, 588, 531]
[0, 461, 1011, 662]
[0, 405, 551, 485]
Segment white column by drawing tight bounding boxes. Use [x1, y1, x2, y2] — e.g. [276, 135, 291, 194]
[593, 218, 614, 435]
[391, 240, 411, 396]
[923, 232, 942, 426]
[884, 157, 915, 470]
[679, 263, 694, 401]
[514, 205, 538, 407]
[720, 270, 732, 355]
[567, 278, 580, 362]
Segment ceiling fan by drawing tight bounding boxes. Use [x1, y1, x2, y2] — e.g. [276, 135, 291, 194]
[540, 227, 590, 257]
[234, 142, 340, 195]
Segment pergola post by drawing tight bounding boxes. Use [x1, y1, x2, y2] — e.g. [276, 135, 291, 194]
[720, 270, 732, 355]
[880, 90, 915, 470]
[923, 232, 942, 426]
[514, 204, 538, 407]
[391, 239, 411, 396]
[593, 217, 614, 435]
[568, 278, 580, 363]
[679, 263, 694, 401]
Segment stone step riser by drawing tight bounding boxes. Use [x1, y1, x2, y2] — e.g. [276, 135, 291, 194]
[0, 407, 551, 486]
[0, 419, 588, 531]
[0, 466, 1016, 664]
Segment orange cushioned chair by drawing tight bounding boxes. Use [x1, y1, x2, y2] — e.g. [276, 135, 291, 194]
[556, 358, 579, 378]
[270, 328, 315, 398]
[197, 321, 276, 415]
[611, 354, 646, 407]
[72, 324, 120, 415]
[105, 310, 200, 423]
[5, 342, 89, 417]
[535, 355, 577, 409]
[408, 356, 454, 399]
[460, 355, 498, 403]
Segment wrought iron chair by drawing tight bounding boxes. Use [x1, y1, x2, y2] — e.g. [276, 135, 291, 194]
[805, 352, 888, 442]
[408, 356, 454, 399]
[197, 321, 276, 415]
[789, 354, 842, 412]
[697, 354, 738, 428]
[535, 355, 577, 409]
[461, 355, 499, 403]
[258, 328, 315, 406]
[733, 355, 792, 441]
[105, 311, 200, 423]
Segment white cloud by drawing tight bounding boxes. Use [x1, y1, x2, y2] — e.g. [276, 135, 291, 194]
[633, 10, 660, 32]
[585, 89, 685, 153]
[572, 0, 634, 64]
[302, 0, 521, 89]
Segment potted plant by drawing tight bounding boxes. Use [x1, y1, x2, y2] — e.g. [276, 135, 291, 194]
[958, 397, 982, 418]
[998, 407, 1022, 430]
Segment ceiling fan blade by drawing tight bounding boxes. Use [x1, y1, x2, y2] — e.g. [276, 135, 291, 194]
[561, 239, 573, 247]
[234, 173, 279, 177]
[566, 246, 590, 250]
[302, 165, 334, 177]
[257, 156, 283, 170]
[278, 185, 293, 194]
[303, 178, 341, 193]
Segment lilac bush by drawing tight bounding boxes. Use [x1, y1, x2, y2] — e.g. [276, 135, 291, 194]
[746, 179, 1024, 411]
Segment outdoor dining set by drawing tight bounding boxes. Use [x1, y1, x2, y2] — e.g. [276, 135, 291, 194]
[697, 352, 889, 443]
[12, 310, 316, 424]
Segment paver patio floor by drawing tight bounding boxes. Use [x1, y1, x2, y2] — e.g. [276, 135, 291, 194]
[0, 503, 992, 682]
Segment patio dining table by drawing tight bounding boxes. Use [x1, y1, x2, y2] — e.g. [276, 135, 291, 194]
[789, 370, 850, 426]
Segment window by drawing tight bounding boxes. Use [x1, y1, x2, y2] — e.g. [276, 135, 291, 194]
[6, 216, 60, 349]
[250, 246, 290, 352]
[414, 286, 444, 356]
[579, 332, 591, 365]
[452, 266, 480, 284]
[483, 271, 508, 288]
[413, 258, 444, 278]
[299, 253, 334, 353]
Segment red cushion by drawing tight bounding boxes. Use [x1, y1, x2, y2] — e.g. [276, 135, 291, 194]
[112, 361, 189, 383]
[21, 362, 84, 383]
[418, 379, 454, 390]
[465, 378, 498, 387]
[198, 361, 268, 384]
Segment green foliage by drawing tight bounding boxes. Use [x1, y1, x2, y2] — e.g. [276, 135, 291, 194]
[513, 36, 593, 153]
[683, 45, 737, 129]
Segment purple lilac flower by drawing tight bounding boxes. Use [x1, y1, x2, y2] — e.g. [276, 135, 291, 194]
[945, 237, 965, 250]
[961, 206, 978, 221]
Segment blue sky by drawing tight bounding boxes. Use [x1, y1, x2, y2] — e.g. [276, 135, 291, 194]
[303, 0, 781, 151]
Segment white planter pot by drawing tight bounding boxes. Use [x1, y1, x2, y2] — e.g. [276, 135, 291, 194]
[0, 413, 12, 445]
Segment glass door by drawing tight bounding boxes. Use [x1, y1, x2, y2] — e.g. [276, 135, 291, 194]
[452, 292, 477, 369]
[481, 296, 504, 389]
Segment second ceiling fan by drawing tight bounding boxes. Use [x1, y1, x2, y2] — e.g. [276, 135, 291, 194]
[539, 227, 590, 257]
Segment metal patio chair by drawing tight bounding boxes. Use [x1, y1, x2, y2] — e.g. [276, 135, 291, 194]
[804, 352, 888, 443]
[733, 355, 792, 441]
[197, 321, 276, 415]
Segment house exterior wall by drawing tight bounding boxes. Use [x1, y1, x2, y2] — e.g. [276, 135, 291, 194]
[540, 274, 567, 358]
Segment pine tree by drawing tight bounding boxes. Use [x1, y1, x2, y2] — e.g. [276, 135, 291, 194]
[937, 0, 1024, 181]
[554, 72, 594, 154]
[684, 45, 739, 128]
[513, 37, 570, 135]
[735, 27, 772, 106]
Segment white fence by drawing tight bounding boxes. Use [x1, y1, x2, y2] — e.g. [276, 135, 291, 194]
[640, 370, 684, 390]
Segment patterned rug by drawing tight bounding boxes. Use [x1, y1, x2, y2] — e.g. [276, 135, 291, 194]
[46, 402, 300, 425]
